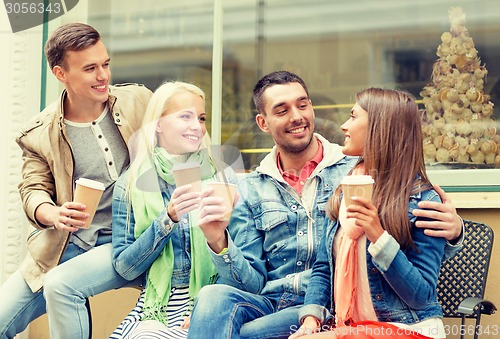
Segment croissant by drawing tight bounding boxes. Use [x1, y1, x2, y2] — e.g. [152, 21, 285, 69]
[423, 141, 437, 163]
[442, 135, 455, 149]
[480, 139, 498, 155]
[457, 153, 470, 163]
[449, 143, 460, 160]
[455, 120, 472, 136]
[482, 103, 494, 118]
[465, 88, 479, 101]
[485, 153, 495, 165]
[441, 31, 453, 44]
[470, 151, 485, 164]
[436, 148, 451, 162]
[446, 89, 459, 102]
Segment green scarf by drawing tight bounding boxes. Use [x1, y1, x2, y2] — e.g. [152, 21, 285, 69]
[131, 147, 218, 323]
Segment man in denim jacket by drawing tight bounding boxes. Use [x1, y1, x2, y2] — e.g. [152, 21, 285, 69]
[188, 71, 463, 338]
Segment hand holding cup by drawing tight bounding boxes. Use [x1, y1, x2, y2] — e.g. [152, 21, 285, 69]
[172, 162, 202, 193]
[198, 182, 238, 253]
[341, 175, 374, 206]
[204, 182, 238, 221]
[72, 178, 105, 229]
[342, 175, 384, 243]
[167, 184, 203, 222]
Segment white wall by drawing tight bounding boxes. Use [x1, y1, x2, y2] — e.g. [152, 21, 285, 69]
[0, 0, 89, 286]
[0, 6, 42, 282]
[0, 7, 45, 339]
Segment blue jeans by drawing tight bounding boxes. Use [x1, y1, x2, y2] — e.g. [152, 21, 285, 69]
[0, 238, 140, 339]
[188, 284, 302, 339]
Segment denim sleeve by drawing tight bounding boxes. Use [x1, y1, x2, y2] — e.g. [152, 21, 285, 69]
[209, 183, 266, 294]
[111, 173, 174, 281]
[299, 218, 332, 324]
[369, 193, 446, 310]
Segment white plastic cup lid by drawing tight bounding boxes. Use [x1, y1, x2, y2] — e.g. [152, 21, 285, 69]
[75, 178, 105, 190]
[341, 175, 374, 185]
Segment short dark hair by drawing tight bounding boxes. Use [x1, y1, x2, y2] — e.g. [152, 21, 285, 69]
[252, 71, 309, 115]
[44, 23, 101, 70]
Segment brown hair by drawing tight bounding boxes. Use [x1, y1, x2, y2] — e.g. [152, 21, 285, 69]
[44, 23, 101, 70]
[327, 88, 431, 250]
[252, 71, 309, 115]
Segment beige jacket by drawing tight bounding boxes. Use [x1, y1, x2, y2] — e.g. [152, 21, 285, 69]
[15, 83, 152, 292]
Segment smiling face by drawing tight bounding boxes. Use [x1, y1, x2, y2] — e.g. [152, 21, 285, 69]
[255, 82, 315, 155]
[341, 103, 369, 156]
[156, 91, 207, 155]
[53, 40, 111, 113]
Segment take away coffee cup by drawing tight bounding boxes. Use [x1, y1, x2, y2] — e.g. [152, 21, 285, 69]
[206, 182, 238, 221]
[341, 175, 374, 206]
[172, 162, 202, 193]
[73, 178, 105, 229]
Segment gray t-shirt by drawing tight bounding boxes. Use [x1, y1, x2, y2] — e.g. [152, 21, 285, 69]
[65, 107, 129, 250]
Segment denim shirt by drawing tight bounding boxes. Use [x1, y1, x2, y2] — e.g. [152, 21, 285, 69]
[209, 134, 358, 298]
[112, 167, 238, 287]
[299, 188, 447, 325]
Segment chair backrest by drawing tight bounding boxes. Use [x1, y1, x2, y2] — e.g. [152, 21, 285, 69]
[437, 220, 494, 318]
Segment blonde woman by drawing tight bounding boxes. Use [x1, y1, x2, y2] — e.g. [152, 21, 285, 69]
[110, 81, 237, 338]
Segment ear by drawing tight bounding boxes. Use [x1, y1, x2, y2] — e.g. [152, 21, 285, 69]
[255, 113, 269, 133]
[155, 120, 162, 133]
[52, 66, 67, 83]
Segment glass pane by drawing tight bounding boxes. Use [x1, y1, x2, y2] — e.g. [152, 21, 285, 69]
[220, 0, 500, 176]
[88, 0, 215, 131]
[87, 0, 500, 187]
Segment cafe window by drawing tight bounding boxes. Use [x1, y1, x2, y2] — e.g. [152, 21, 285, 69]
[45, 0, 500, 194]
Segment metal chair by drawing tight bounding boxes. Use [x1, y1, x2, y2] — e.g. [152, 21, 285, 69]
[85, 297, 92, 339]
[437, 220, 497, 339]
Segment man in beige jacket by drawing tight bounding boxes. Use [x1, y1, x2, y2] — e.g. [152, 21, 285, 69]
[0, 23, 152, 339]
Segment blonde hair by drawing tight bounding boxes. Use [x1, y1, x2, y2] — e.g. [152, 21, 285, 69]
[327, 88, 432, 250]
[124, 81, 207, 218]
[129, 81, 205, 172]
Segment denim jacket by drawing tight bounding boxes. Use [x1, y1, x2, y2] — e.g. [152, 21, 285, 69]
[209, 134, 358, 297]
[112, 167, 238, 286]
[299, 188, 447, 325]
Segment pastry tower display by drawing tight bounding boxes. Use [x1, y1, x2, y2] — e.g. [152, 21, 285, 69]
[420, 7, 499, 166]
